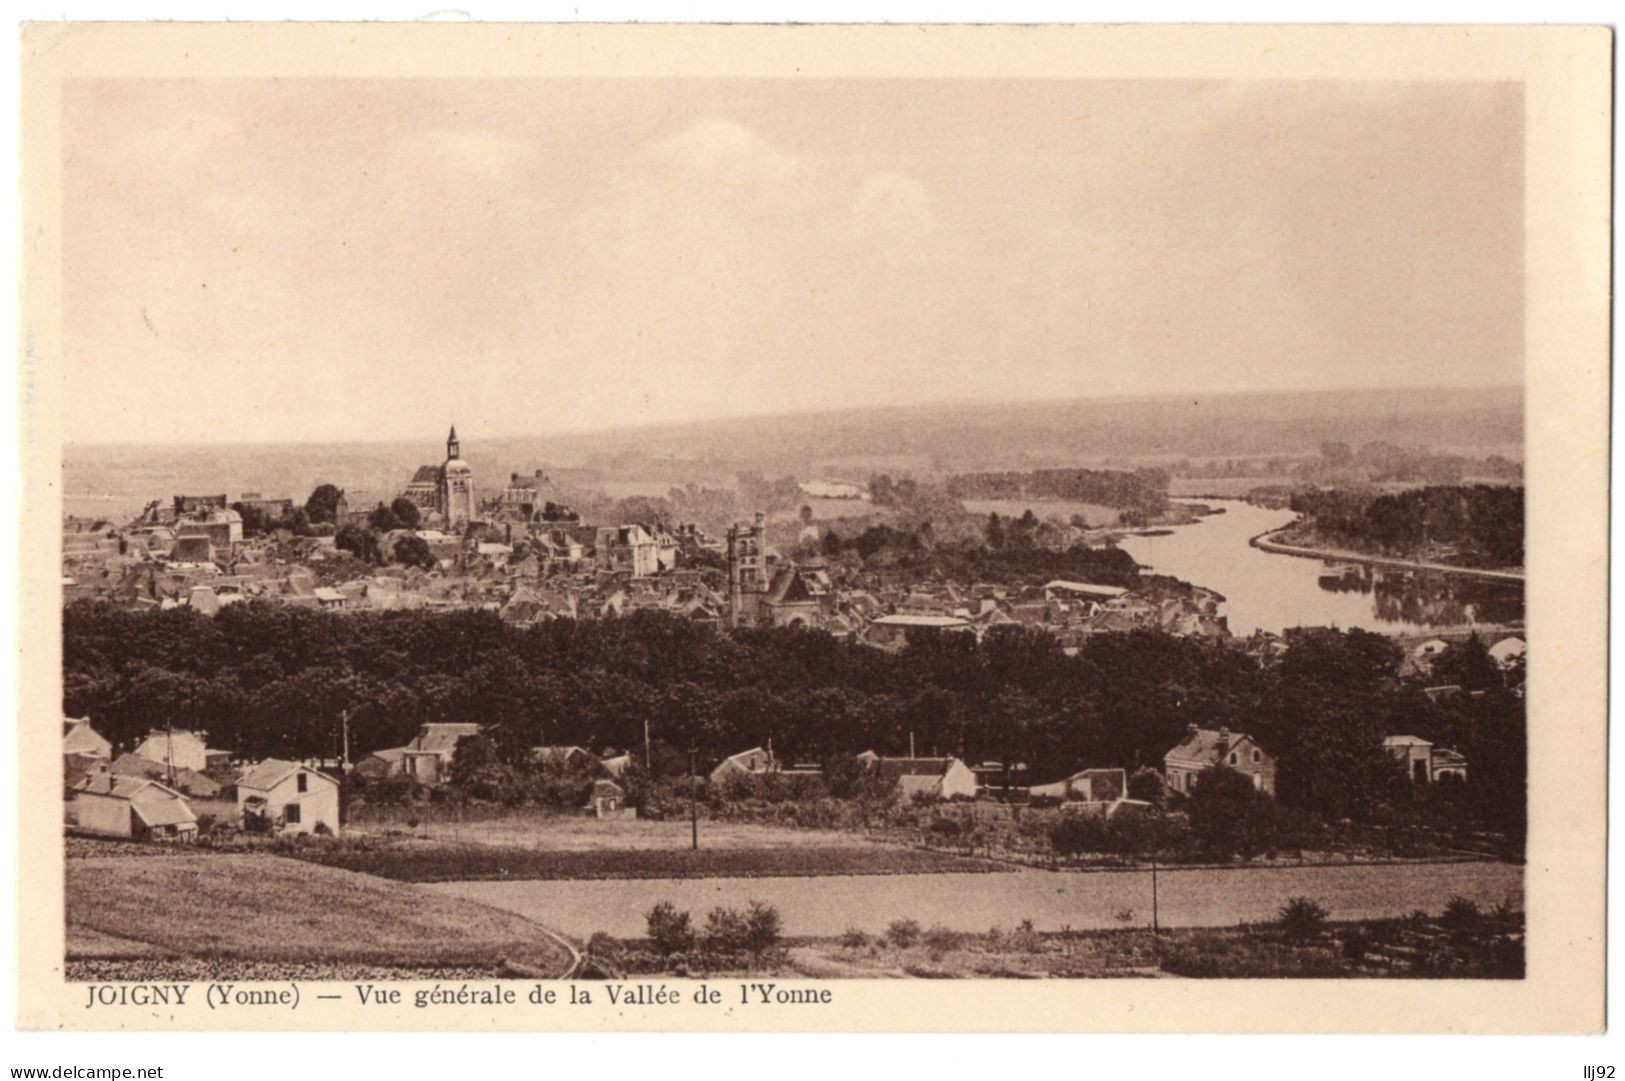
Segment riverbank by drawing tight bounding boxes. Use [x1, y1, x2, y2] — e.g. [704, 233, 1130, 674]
[1251, 526, 1525, 583]
[428, 858, 1525, 940]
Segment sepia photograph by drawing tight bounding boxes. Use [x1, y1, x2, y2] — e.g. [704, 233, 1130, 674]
[16, 22, 1610, 1034]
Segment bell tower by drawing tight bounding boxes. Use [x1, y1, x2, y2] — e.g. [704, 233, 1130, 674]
[446, 424, 461, 461]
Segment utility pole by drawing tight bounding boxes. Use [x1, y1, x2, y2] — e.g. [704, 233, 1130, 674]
[165, 718, 176, 788]
[644, 716, 652, 773]
[1150, 851, 1161, 942]
[689, 748, 699, 851]
[339, 708, 352, 827]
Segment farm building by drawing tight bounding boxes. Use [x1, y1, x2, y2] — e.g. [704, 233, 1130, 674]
[237, 759, 341, 835]
[131, 728, 229, 775]
[859, 753, 979, 802]
[1029, 767, 1128, 803]
[69, 774, 197, 842]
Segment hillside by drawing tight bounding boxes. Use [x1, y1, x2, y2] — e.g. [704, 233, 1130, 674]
[65, 850, 575, 978]
[63, 385, 1522, 520]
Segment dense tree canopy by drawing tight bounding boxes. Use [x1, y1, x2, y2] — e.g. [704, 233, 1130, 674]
[60, 603, 1524, 834]
[1290, 485, 1524, 568]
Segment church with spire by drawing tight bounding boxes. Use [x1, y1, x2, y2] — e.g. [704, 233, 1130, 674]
[401, 425, 477, 529]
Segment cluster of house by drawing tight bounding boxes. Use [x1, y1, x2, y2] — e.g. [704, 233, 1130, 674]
[62, 704, 1473, 846]
[62, 718, 340, 843]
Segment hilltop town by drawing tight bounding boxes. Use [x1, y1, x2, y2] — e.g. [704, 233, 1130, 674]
[61, 424, 1233, 649]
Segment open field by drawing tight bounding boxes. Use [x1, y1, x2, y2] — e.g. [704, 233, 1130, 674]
[66, 853, 575, 978]
[349, 809, 915, 852]
[297, 837, 998, 882]
[430, 859, 1523, 940]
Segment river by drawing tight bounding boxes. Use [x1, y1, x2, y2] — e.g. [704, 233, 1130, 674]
[1115, 500, 1524, 637]
[427, 860, 1522, 939]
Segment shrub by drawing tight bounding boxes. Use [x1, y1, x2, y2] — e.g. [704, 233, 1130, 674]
[586, 932, 622, 961]
[744, 900, 783, 954]
[1012, 918, 1042, 954]
[927, 816, 962, 838]
[1340, 928, 1371, 963]
[313, 821, 333, 836]
[1442, 896, 1481, 931]
[841, 927, 870, 950]
[887, 918, 922, 948]
[703, 906, 751, 953]
[1049, 812, 1109, 856]
[1277, 897, 1329, 940]
[923, 925, 960, 953]
[646, 901, 695, 956]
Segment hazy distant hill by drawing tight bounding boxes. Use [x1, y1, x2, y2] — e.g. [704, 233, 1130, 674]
[63, 385, 1521, 521]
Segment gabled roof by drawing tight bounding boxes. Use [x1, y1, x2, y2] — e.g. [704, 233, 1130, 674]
[1164, 727, 1266, 766]
[237, 758, 337, 792]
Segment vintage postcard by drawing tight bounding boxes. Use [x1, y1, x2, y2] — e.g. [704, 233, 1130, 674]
[16, 23, 1610, 1032]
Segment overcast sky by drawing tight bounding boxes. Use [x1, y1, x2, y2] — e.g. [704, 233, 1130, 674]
[61, 78, 1522, 446]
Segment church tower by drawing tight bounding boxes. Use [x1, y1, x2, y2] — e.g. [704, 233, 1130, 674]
[440, 424, 475, 529]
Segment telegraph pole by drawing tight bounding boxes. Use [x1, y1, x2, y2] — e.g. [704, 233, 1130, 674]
[644, 716, 653, 773]
[689, 748, 699, 851]
[1150, 852, 1161, 944]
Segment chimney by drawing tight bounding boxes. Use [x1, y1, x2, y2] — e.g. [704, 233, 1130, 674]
[1216, 727, 1230, 754]
[1186, 722, 1199, 738]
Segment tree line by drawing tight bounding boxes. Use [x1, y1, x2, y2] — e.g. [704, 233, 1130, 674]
[61, 602, 1524, 836]
[945, 468, 1171, 516]
[1289, 485, 1524, 568]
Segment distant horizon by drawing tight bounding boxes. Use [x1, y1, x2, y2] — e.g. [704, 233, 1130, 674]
[63, 78, 1523, 446]
[62, 380, 1524, 452]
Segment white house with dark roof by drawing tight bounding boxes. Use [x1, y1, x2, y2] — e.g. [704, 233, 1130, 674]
[397, 722, 483, 785]
[70, 773, 197, 842]
[1163, 724, 1276, 797]
[858, 753, 979, 802]
[237, 759, 340, 835]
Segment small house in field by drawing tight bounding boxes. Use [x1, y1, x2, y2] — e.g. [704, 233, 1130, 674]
[1163, 724, 1276, 797]
[132, 728, 229, 775]
[710, 746, 777, 785]
[237, 759, 341, 835]
[62, 717, 111, 760]
[1029, 767, 1128, 804]
[353, 747, 407, 781]
[584, 778, 628, 818]
[70, 773, 197, 842]
[860, 753, 979, 802]
[371, 722, 484, 786]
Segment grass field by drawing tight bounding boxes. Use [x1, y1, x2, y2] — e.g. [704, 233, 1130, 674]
[297, 839, 998, 882]
[66, 853, 575, 976]
[349, 809, 901, 853]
